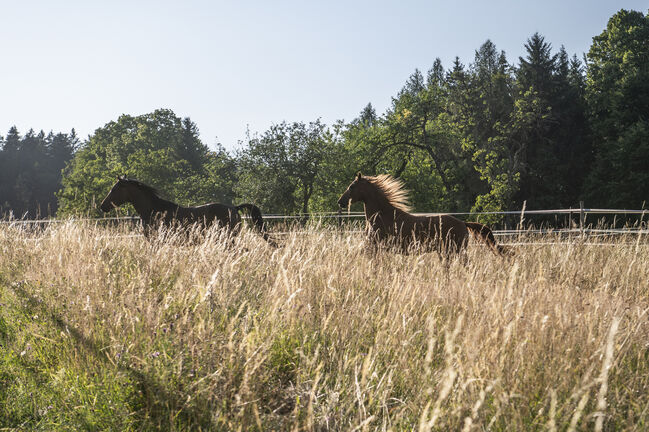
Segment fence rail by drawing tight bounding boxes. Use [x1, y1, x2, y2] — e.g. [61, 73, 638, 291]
[1, 207, 647, 238]
[238, 207, 649, 219]
[2, 207, 646, 221]
[2, 208, 647, 220]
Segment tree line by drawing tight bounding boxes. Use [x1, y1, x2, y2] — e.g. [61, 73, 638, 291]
[0, 127, 78, 217]
[1, 9, 647, 220]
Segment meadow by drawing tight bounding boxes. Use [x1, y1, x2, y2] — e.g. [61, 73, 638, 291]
[0, 221, 647, 431]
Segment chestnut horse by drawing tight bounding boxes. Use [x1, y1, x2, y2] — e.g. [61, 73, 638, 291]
[337, 173, 508, 256]
[100, 176, 275, 245]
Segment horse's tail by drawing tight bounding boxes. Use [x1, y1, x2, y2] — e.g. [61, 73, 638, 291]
[465, 221, 513, 256]
[235, 203, 278, 247]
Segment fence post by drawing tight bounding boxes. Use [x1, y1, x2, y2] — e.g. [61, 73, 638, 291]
[579, 201, 585, 237]
[518, 200, 526, 242]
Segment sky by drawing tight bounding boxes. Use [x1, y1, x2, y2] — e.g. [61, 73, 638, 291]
[1, 0, 647, 151]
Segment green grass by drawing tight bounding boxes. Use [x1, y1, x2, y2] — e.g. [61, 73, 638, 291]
[0, 280, 138, 430]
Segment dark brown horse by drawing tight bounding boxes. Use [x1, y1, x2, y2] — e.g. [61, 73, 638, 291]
[100, 176, 275, 245]
[337, 172, 508, 256]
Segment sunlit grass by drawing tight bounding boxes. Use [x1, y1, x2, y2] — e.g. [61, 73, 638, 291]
[1, 221, 648, 430]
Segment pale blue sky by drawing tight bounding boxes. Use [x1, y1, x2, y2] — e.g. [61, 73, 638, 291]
[1, 1, 646, 151]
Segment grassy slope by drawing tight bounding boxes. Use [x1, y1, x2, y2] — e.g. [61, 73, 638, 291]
[0, 222, 648, 431]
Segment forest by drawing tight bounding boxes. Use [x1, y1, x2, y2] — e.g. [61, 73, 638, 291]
[1, 9, 647, 219]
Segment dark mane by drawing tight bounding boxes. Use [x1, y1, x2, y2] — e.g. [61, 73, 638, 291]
[122, 178, 164, 199]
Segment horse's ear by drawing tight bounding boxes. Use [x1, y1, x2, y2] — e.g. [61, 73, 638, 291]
[356, 171, 362, 180]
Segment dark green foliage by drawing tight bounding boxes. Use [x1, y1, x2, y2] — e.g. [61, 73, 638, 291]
[0, 127, 77, 218]
[235, 120, 343, 214]
[341, 36, 591, 217]
[512, 35, 592, 209]
[57, 109, 237, 216]
[585, 9, 649, 208]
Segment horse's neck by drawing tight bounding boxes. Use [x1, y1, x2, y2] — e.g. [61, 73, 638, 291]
[363, 190, 398, 225]
[127, 189, 154, 220]
[149, 195, 181, 218]
[130, 190, 177, 221]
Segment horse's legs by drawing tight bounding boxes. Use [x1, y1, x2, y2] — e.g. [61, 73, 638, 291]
[220, 226, 239, 251]
[142, 222, 153, 239]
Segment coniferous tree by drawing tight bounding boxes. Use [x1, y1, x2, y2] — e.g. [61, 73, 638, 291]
[359, 103, 377, 127]
[552, 51, 591, 206]
[513, 33, 559, 208]
[0, 127, 21, 212]
[464, 41, 519, 215]
[585, 9, 649, 208]
[0, 127, 77, 217]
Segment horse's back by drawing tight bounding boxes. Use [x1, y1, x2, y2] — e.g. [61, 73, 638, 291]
[416, 213, 469, 252]
[193, 202, 235, 214]
[179, 203, 240, 228]
[415, 213, 465, 233]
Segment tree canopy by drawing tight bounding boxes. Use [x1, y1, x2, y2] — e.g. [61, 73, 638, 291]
[57, 109, 235, 216]
[2, 8, 647, 220]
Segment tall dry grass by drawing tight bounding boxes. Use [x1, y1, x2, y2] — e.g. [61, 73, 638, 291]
[0, 221, 648, 430]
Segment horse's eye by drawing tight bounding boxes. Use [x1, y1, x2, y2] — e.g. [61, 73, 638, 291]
[350, 183, 356, 189]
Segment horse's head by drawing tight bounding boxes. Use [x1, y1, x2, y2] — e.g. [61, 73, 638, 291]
[337, 172, 369, 208]
[100, 176, 132, 212]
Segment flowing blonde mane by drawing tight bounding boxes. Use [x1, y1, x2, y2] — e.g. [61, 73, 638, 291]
[366, 174, 412, 212]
